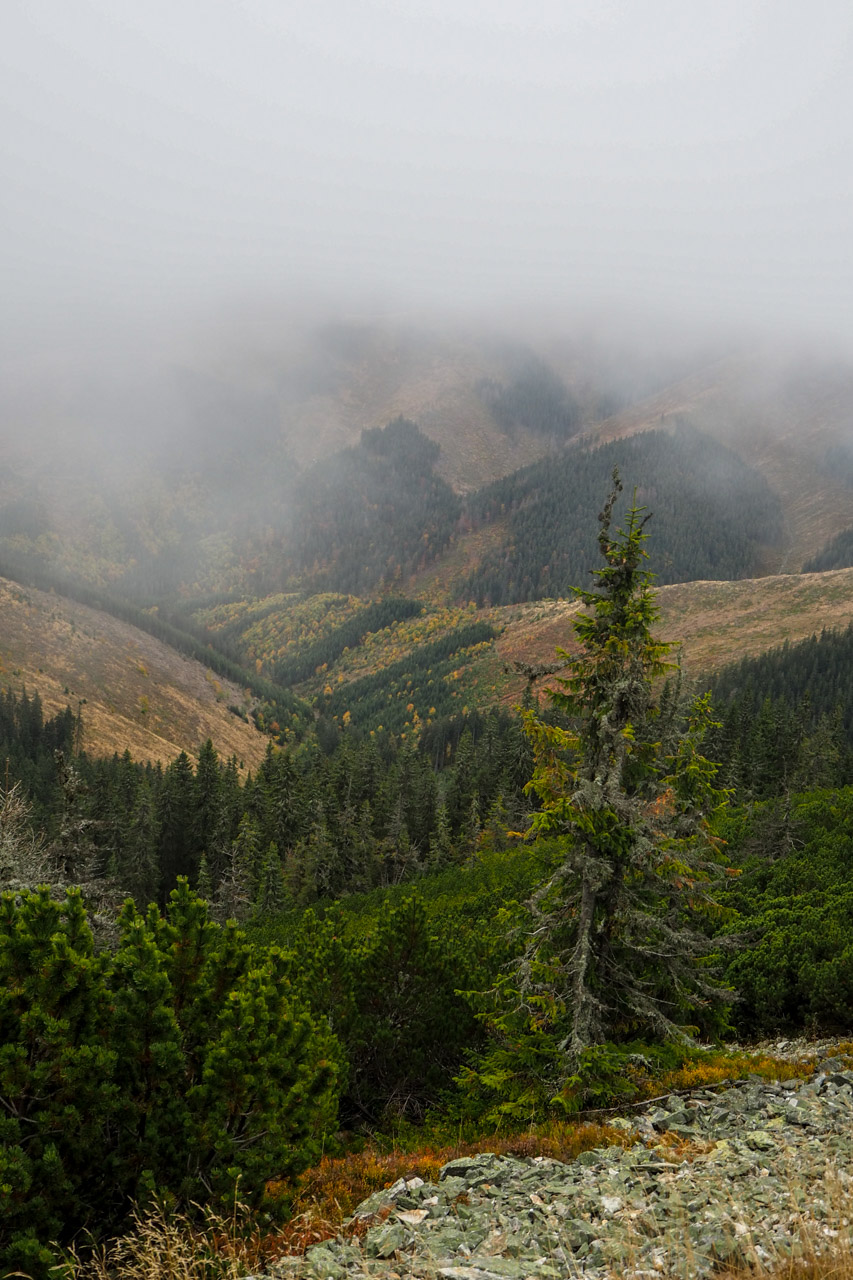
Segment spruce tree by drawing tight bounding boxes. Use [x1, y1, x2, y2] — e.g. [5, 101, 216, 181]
[193, 739, 226, 884]
[124, 785, 160, 909]
[157, 751, 197, 896]
[213, 832, 254, 925]
[428, 795, 454, 868]
[471, 469, 732, 1116]
[196, 853, 214, 902]
[254, 842, 287, 917]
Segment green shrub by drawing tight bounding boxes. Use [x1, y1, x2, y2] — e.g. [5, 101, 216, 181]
[0, 882, 338, 1278]
[290, 896, 483, 1125]
[721, 788, 853, 1032]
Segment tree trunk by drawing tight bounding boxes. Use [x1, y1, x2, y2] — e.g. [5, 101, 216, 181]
[569, 865, 597, 1056]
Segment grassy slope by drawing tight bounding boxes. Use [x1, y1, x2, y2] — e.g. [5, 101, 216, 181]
[188, 565, 853, 724]
[465, 567, 853, 707]
[0, 576, 268, 768]
[20, 556, 848, 764]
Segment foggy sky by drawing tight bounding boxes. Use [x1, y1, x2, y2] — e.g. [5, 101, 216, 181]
[2, 0, 853, 358]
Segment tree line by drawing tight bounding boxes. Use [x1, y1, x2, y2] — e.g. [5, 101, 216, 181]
[0, 686, 535, 916]
[6, 614, 853, 930]
[706, 623, 853, 795]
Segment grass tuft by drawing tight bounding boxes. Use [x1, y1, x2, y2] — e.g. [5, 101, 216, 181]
[62, 1201, 268, 1280]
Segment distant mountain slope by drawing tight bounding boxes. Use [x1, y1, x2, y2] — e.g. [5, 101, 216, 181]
[588, 352, 853, 571]
[274, 324, 554, 491]
[241, 418, 463, 597]
[477, 567, 853, 708]
[0, 577, 267, 766]
[462, 427, 783, 605]
[0, 326, 592, 598]
[3, 321, 853, 604]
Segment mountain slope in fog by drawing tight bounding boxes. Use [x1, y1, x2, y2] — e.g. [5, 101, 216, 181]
[1, 321, 853, 609]
[588, 350, 853, 573]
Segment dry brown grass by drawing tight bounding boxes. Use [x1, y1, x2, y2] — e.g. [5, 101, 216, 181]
[715, 1264, 853, 1280]
[62, 1201, 272, 1280]
[481, 567, 853, 709]
[645, 1049, 819, 1096]
[267, 1119, 634, 1245]
[0, 577, 266, 768]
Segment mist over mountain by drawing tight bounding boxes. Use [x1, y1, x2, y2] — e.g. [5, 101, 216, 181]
[8, 13, 853, 1279]
[1, 0, 852, 758]
[4, 2, 852, 343]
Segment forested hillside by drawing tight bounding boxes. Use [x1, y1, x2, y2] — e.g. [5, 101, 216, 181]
[260, 417, 463, 596]
[236, 421, 785, 608]
[804, 525, 853, 573]
[477, 356, 583, 440]
[3, 334, 853, 614]
[705, 623, 853, 795]
[0, 683, 536, 910]
[464, 427, 784, 605]
[8, 478, 853, 1276]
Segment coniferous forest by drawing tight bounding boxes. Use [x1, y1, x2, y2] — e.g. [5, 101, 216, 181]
[1, 448, 852, 1276]
[464, 427, 783, 605]
[7, 2, 853, 1271]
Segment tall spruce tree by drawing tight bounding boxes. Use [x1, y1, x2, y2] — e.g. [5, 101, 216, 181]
[471, 470, 732, 1118]
[254, 841, 287, 917]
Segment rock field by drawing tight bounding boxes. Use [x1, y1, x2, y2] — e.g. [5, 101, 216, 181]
[272, 1042, 853, 1279]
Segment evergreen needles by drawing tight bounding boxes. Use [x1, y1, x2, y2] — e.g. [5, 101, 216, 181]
[469, 468, 734, 1118]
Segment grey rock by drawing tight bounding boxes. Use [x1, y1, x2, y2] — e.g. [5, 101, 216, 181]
[745, 1129, 778, 1151]
[435, 1263, 528, 1280]
[348, 1177, 408, 1220]
[301, 1245, 348, 1279]
[440, 1155, 502, 1181]
[364, 1221, 408, 1258]
[268, 1053, 853, 1280]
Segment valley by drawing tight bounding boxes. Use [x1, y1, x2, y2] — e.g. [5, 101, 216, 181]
[7, 3, 853, 1271]
[4, 325, 853, 1280]
[3, 327, 853, 763]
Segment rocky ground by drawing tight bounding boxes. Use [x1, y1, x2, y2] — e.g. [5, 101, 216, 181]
[272, 1041, 853, 1279]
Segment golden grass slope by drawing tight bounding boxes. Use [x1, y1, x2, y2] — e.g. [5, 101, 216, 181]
[478, 567, 853, 706]
[0, 577, 267, 768]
